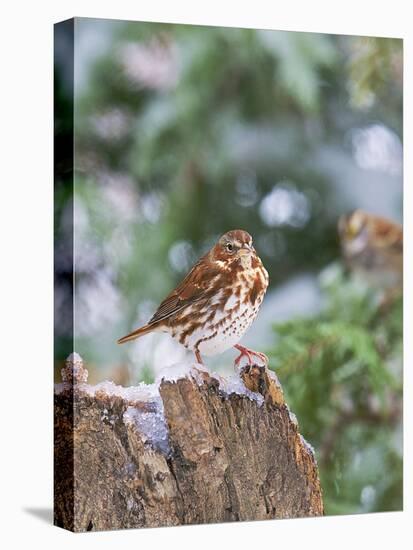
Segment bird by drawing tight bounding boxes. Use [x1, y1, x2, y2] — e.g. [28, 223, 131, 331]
[117, 230, 269, 368]
[338, 209, 403, 292]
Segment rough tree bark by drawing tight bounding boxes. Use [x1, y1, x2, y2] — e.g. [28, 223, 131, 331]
[54, 354, 323, 532]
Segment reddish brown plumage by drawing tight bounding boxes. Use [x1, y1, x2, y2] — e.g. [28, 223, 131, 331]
[338, 209, 403, 291]
[117, 230, 269, 366]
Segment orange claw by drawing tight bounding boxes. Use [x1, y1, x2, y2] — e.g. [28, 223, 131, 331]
[234, 344, 268, 368]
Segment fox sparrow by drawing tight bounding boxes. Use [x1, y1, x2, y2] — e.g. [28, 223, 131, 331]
[118, 230, 269, 367]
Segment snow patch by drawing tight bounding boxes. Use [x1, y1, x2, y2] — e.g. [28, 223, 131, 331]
[123, 398, 170, 455]
[54, 382, 70, 395]
[156, 362, 265, 406]
[54, 377, 159, 404]
[286, 405, 298, 428]
[81, 380, 159, 402]
[300, 434, 316, 458]
[155, 362, 209, 385]
[219, 374, 264, 406]
[267, 368, 281, 385]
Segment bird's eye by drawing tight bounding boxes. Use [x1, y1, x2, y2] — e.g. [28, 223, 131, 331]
[226, 243, 234, 252]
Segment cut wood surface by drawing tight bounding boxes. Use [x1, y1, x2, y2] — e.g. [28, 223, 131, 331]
[54, 354, 323, 532]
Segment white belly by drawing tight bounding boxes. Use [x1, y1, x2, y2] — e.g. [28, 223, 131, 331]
[169, 258, 268, 358]
[185, 301, 260, 356]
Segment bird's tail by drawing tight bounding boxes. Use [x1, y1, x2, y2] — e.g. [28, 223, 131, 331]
[117, 323, 155, 344]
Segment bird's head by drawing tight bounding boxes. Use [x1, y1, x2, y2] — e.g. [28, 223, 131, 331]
[211, 229, 256, 267]
[338, 209, 369, 243]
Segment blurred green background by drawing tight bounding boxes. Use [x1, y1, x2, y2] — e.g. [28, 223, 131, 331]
[54, 19, 402, 516]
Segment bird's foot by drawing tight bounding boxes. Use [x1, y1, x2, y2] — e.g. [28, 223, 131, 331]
[234, 344, 268, 369]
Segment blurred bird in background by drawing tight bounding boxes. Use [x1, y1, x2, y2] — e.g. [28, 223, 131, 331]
[338, 209, 403, 295]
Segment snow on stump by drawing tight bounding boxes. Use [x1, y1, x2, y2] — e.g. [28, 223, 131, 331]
[54, 354, 323, 532]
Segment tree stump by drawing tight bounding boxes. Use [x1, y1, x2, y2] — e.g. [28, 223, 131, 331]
[54, 354, 323, 532]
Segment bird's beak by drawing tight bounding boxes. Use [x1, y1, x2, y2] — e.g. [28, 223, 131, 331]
[238, 244, 253, 256]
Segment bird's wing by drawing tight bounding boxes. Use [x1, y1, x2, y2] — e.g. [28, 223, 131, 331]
[148, 255, 222, 325]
